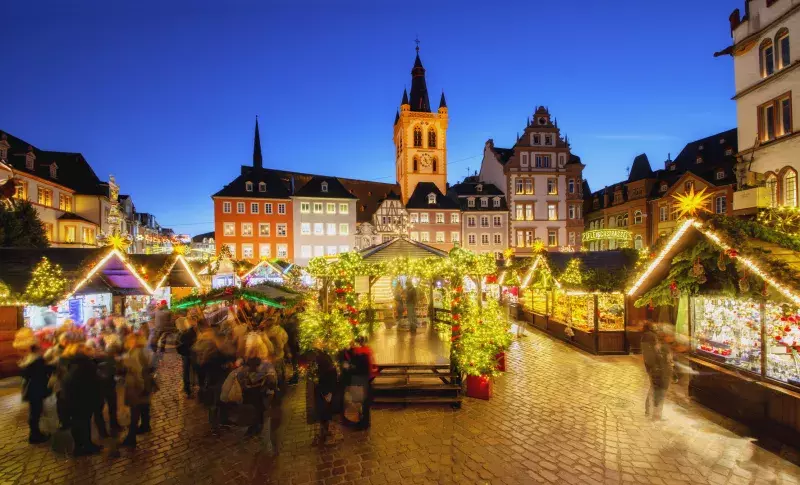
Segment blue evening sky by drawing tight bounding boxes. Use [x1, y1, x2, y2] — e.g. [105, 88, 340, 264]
[4, 0, 737, 235]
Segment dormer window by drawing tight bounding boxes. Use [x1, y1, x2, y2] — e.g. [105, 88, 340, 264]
[695, 156, 703, 164]
[476, 184, 483, 193]
[716, 170, 725, 180]
[468, 197, 475, 207]
[49, 163, 58, 179]
[245, 181, 253, 192]
[427, 193, 437, 205]
[719, 138, 726, 145]
[660, 183, 668, 192]
[321, 181, 328, 193]
[258, 182, 266, 192]
[725, 147, 733, 156]
[668, 164, 676, 171]
[698, 144, 704, 151]
[480, 197, 488, 207]
[493, 197, 501, 208]
[25, 149, 35, 170]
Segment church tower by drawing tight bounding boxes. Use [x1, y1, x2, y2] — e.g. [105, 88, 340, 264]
[394, 44, 448, 204]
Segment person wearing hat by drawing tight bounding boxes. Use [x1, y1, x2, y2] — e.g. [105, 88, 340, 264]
[14, 328, 54, 444]
[151, 300, 174, 354]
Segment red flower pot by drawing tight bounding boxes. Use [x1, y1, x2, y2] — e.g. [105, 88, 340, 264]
[465, 374, 492, 400]
[495, 352, 506, 372]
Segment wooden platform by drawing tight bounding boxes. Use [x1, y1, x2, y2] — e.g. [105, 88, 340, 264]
[368, 321, 450, 366]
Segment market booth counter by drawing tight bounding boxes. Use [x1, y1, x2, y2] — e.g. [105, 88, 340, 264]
[628, 215, 800, 446]
[518, 250, 636, 355]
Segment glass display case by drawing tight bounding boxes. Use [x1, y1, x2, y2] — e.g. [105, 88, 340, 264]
[551, 291, 593, 331]
[691, 296, 761, 374]
[597, 294, 625, 331]
[765, 302, 800, 387]
[522, 289, 547, 315]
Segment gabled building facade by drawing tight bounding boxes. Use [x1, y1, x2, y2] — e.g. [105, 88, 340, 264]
[716, 0, 800, 212]
[212, 120, 293, 262]
[450, 181, 508, 258]
[479, 106, 585, 254]
[406, 182, 461, 251]
[292, 176, 357, 266]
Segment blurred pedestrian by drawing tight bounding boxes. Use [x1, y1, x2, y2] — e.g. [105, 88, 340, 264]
[176, 315, 198, 398]
[642, 321, 672, 420]
[151, 300, 174, 354]
[310, 342, 338, 446]
[406, 280, 417, 333]
[14, 328, 54, 444]
[120, 334, 155, 448]
[94, 335, 123, 437]
[283, 306, 301, 385]
[61, 343, 102, 456]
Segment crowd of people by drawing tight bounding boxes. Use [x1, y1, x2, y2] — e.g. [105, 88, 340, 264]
[12, 296, 378, 456]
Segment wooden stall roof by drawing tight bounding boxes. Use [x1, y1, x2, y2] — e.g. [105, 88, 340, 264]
[0, 248, 105, 294]
[359, 237, 447, 261]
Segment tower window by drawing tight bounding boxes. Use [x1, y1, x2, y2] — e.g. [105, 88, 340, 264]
[432, 158, 437, 173]
[413, 157, 419, 172]
[414, 126, 422, 147]
[428, 129, 437, 148]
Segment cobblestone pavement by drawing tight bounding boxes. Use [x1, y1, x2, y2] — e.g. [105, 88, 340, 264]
[2, 326, 800, 485]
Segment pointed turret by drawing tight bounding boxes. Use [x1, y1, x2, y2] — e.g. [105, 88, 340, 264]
[439, 91, 447, 109]
[409, 46, 431, 112]
[401, 88, 409, 106]
[253, 117, 263, 170]
[394, 110, 400, 125]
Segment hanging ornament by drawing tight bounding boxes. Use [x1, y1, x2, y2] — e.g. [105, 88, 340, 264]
[692, 258, 705, 278]
[725, 248, 739, 259]
[697, 273, 707, 284]
[739, 273, 751, 293]
[717, 251, 727, 271]
[669, 281, 680, 299]
[648, 300, 654, 310]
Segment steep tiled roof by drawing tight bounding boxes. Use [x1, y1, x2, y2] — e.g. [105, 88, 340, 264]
[213, 169, 292, 199]
[449, 181, 504, 197]
[293, 176, 358, 199]
[1, 130, 107, 196]
[57, 212, 96, 224]
[406, 182, 460, 209]
[489, 145, 514, 165]
[192, 231, 215, 242]
[670, 128, 737, 187]
[628, 154, 654, 182]
[360, 237, 447, 261]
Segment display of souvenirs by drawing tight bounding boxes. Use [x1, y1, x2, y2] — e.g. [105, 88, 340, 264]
[523, 289, 547, 315]
[692, 297, 761, 373]
[551, 291, 593, 332]
[764, 302, 800, 387]
[597, 294, 625, 332]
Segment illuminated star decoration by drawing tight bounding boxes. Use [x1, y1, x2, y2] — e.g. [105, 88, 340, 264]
[531, 240, 546, 253]
[672, 187, 712, 219]
[172, 244, 188, 255]
[100, 233, 132, 251]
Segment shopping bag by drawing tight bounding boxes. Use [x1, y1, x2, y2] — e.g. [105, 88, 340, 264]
[220, 371, 243, 404]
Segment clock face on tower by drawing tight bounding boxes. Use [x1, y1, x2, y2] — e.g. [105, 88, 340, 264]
[420, 153, 432, 168]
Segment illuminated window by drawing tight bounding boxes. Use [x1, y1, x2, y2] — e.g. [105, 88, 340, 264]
[547, 203, 557, 221]
[428, 129, 437, 148]
[327, 223, 336, 235]
[760, 93, 792, 141]
[420, 232, 430, 242]
[515, 179, 524, 194]
[259, 223, 270, 237]
[65, 225, 76, 243]
[715, 196, 727, 214]
[37, 187, 52, 207]
[451, 213, 459, 223]
[436, 213, 444, 224]
[410, 213, 419, 223]
[82, 227, 95, 244]
[526, 204, 534, 221]
[515, 205, 524, 221]
[420, 213, 429, 223]
[437, 232, 445, 243]
[634, 210, 643, 224]
[300, 202, 310, 213]
[314, 223, 323, 235]
[339, 203, 349, 214]
[327, 203, 336, 213]
[410, 231, 419, 241]
[223, 222, 235, 236]
[339, 223, 349, 235]
[241, 223, 253, 237]
[524, 179, 533, 194]
[427, 193, 436, 204]
[260, 243, 272, 258]
[547, 178, 557, 195]
[634, 235, 643, 250]
[277, 244, 288, 258]
[784, 169, 798, 207]
[59, 194, 73, 212]
[13, 180, 27, 201]
[684, 181, 694, 192]
[313, 202, 323, 213]
[767, 174, 778, 207]
[451, 232, 460, 243]
[242, 244, 254, 259]
[468, 198, 475, 207]
[547, 230, 557, 247]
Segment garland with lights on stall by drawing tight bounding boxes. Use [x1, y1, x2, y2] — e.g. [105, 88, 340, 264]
[172, 285, 289, 310]
[634, 211, 800, 308]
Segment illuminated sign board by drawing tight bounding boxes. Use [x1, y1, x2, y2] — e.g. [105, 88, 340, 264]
[581, 229, 633, 242]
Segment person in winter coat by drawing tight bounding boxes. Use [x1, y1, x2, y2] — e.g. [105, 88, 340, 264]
[641, 321, 673, 420]
[202, 331, 236, 429]
[282, 307, 301, 385]
[121, 334, 155, 448]
[311, 343, 338, 446]
[61, 344, 103, 456]
[175, 316, 198, 398]
[150, 300, 174, 354]
[339, 337, 375, 429]
[265, 317, 289, 393]
[94, 336, 123, 437]
[236, 334, 277, 437]
[14, 328, 54, 444]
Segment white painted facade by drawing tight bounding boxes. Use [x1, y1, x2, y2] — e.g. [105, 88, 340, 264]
[508, 173, 568, 249]
[728, 0, 800, 207]
[478, 142, 508, 194]
[292, 196, 356, 266]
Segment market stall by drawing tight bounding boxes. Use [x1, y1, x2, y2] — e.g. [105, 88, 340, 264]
[518, 250, 637, 355]
[629, 212, 800, 446]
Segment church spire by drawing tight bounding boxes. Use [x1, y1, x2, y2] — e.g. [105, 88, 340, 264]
[253, 117, 263, 170]
[409, 40, 431, 112]
[401, 88, 409, 106]
[439, 90, 447, 109]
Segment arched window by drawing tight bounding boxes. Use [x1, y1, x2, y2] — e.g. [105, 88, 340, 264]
[609, 216, 617, 228]
[776, 28, 790, 70]
[258, 182, 266, 192]
[622, 213, 629, 227]
[413, 157, 419, 172]
[634, 235, 643, 250]
[761, 39, 775, 77]
[634, 210, 643, 224]
[766, 173, 778, 207]
[684, 181, 694, 193]
[784, 169, 798, 207]
[432, 158, 437, 173]
[245, 181, 253, 192]
[616, 214, 624, 227]
[428, 129, 437, 148]
[413, 126, 422, 147]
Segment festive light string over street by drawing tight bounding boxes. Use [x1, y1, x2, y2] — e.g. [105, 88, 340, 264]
[69, 249, 155, 299]
[627, 218, 694, 297]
